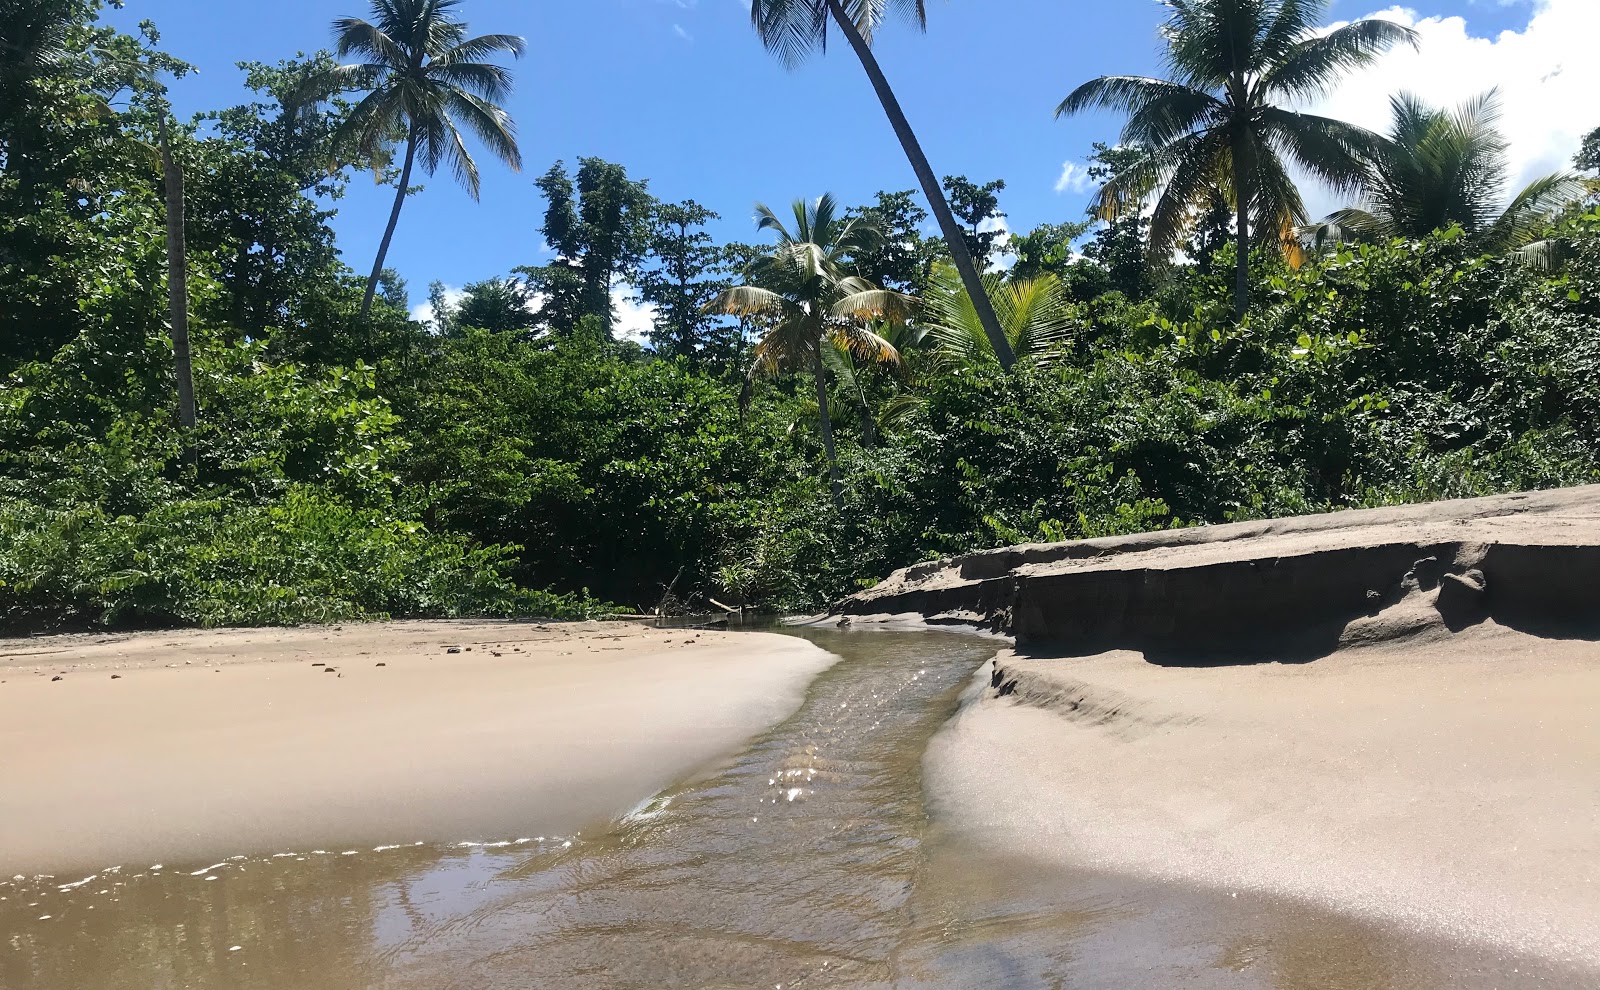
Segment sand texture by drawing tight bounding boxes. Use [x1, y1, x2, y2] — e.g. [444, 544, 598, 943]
[927, 626, 1600, 966]
[0, 620, 835, 875]
[835, 486, 1600, 967]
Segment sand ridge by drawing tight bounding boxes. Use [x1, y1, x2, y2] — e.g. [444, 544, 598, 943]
[926, 622, 1600, 967]
[0, 620, 837, 875]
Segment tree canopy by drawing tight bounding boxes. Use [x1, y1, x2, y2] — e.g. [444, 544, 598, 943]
[2, 0, 1598, 631]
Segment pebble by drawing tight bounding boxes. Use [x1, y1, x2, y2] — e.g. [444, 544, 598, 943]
[51, 675, 62, 682]
[111, 675, 121, 680]
[375, 662, 387, 667]
[446, 647, 461, 654]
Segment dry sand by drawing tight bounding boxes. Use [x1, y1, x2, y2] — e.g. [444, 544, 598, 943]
[0, 620, 835, 876]
[926, 623, 1600, 967]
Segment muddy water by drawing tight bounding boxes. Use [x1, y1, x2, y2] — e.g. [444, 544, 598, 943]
[0, 630, 1584, 988]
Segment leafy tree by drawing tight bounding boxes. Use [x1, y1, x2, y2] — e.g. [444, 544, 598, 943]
[708, 195, 911, 504]
[186, 54, 361, 336]
[1079, 143, 1154, 299]
[454, 275, 537, 334]
[320, 0, 525, 320]
[1311, 91, 1586, 265]
[1186, 188, 1236, 275]
[636, 199, 730, 362]
[1578, 126, 1600, 175]
[748, 0, 1016, 368]
[376, 267, 409, 311]
[1008, 220, 1092, 283]
[424, 279, 456, 334]
[524, 158, 654, 340]
[922, 264, 1078, 369]
[845, 189, 940, 294]
[942, 175, 1008, 271]
[1057, 0, 1416, 318]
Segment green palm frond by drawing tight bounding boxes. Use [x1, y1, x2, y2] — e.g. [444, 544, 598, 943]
[922, 264, 1078, 369]
[1261, 17, 1418, 100]
[1058, 0, 1413, 311]
[749, 0, 927, 66]
[320, 0, 522, 186]
[1312, 89, 1587, 258]
[1484, 171, 1588, 254]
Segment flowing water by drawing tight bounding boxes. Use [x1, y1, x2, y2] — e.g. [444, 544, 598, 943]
[0, 630, 1581, 988]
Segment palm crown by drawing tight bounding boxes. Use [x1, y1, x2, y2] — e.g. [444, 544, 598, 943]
[328, 0, 523, 199]
[1312, 90, 1585, 263]
[709, 194, 911, 503]
[750, 0, 925, 65]
[322, 0, 523, 321]
[1058, 0, 1416, 317]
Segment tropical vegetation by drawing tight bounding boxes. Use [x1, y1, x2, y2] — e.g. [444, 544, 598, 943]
[2, 0, 1599, 632]
[1307, 90, 1584, 266]
[1056, 0, 1417, 316]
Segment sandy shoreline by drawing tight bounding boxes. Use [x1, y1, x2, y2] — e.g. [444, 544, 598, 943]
[0, 620, 835, 876]
[925, 622, 1600, 967]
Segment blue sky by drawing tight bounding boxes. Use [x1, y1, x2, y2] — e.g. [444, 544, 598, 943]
[108, 0, 1577, 316]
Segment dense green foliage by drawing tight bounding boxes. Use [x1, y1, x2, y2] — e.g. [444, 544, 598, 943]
[3, 0, 1599, 632]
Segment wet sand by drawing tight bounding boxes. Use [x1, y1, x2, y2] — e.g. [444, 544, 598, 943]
[925, 622, 1600, 970]
[0, 620, 835, 876]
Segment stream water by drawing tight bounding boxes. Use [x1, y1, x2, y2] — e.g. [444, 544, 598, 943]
[0, 629, 1577, 988]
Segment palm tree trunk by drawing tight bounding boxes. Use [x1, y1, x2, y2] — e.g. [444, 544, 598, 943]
[824, 0, 1015, 370]
[812, 344, 843, 508]
[361, 121, 419, 321]
[1231, 128, 1251, 322]
[158, 112, 196, 433]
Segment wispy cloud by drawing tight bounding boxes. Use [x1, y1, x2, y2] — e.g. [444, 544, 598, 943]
[673, 23, 693, 42]
[1054, 161, 1091, 195]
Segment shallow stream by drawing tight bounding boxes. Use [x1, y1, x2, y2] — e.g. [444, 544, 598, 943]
[0, 629, 1573, 988]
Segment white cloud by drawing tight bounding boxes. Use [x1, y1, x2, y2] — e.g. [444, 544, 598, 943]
[1054, 161, 1091, 195]
[613, 285, 657, 345]
[409, 285, 466, 326]
[673, 23, 693, 41]
[1296, 0, 1598, 218]
[979, 215, 1016, 272]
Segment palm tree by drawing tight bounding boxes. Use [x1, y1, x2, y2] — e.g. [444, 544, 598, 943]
[922, 264, 1077, 370]
[322, 0, 524, 319]
[1309, 90, 1586, 265]
[157, 109, 196, 434]
[1056, 0, 1416, 319]
[748, 0, 1016, 370]
[708, 195, 912, 506]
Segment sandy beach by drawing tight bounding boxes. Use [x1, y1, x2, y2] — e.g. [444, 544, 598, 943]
[0, 620, 835, 876]
[925, 622, 1600, 967]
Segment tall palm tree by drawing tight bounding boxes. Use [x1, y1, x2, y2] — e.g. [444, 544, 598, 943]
[708, 195, 912, 506]
[1057, 0, 1416, 319]
[157, 109, 196, 434]
[748, 0, 1015, 370]
[322, 0, 524, 319]
[1309, 90, 1586, 265]
[922, 263, 1078, 370]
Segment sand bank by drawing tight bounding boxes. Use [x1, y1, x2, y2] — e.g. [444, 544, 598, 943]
[926, 623, 1600, 966]
[0, 620, 835, 875]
